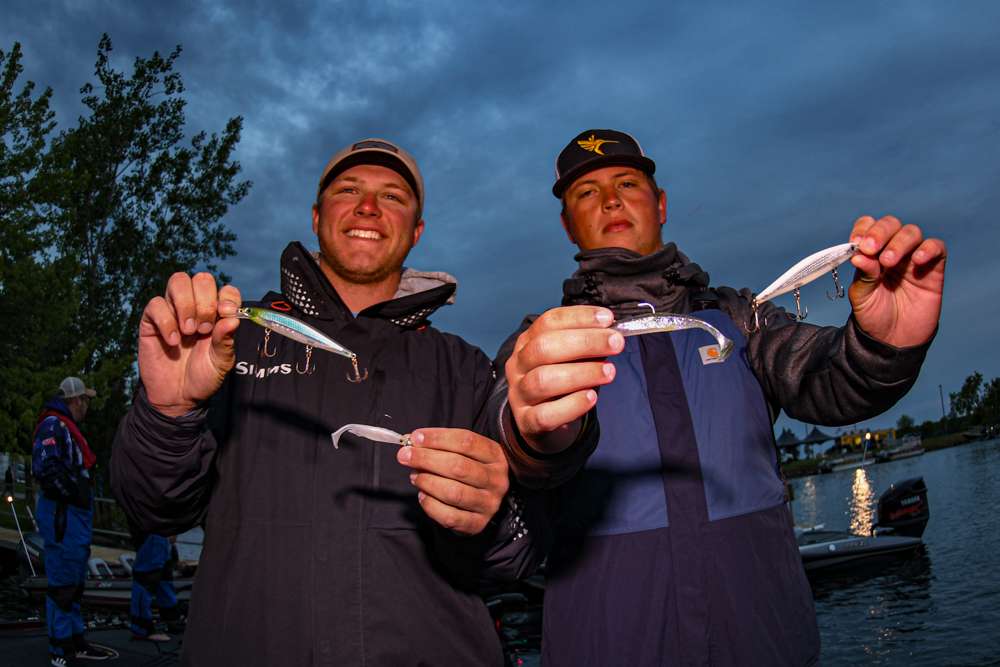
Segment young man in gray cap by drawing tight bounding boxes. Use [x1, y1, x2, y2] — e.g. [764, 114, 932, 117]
[112, 139, 546, 665]
[491, 129, 947, 665]
[33, 376, 119, 664]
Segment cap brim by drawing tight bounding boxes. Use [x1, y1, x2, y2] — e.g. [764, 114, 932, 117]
[84, 388, 97, 398]
[552, 155, 656, 198]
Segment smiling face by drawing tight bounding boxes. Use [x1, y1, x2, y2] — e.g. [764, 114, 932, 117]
[311, 163, 425, 286]
[560, 165, 666, 256]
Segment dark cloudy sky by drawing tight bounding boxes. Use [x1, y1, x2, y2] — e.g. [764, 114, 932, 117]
[5, 1, 998, 438]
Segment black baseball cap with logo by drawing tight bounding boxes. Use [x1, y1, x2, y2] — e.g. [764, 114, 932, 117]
[552, 129, 656, 198]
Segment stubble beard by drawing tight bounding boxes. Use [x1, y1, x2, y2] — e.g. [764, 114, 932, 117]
[319, 247, 406, 286]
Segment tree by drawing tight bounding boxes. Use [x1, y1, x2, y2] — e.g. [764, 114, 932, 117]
[980, 378, 1000, 424]
[895, 414, 915, 435]
[950, 372, 984, 419]
[0, 42, 78, 454]
[0, 36, 250, 468]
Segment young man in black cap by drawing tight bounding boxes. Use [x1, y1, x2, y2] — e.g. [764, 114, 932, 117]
[491, 129, 947, 665]
[112, 138, 547, 665]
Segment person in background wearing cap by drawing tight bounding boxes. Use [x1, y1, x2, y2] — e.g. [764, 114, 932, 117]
[111, 139, 547, 665]
[33, 377, 119, 664]
[490, 129, 946, 665]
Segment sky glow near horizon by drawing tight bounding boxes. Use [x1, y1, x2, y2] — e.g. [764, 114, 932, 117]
[5, 1, 999, 438]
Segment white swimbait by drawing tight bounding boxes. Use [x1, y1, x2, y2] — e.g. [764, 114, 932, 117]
[330, 424, 411, 450]
[238, 305, 367, 382]
[613, 304, 734, 362]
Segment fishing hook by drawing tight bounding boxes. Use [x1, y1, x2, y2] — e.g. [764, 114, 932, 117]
[259, 328, 277, 358]
[793, 288, 808, 321]
[745, 298, 768, 334]
[295, 345, 315, 375]
[826, 267, 846, 300]
[347, 355, 368, 383]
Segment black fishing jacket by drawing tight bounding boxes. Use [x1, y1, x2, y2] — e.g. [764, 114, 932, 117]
[112, 242, 542, 666]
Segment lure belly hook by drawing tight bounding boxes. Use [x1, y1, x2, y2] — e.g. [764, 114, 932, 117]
[237, 306, 368, 382]
[613, 303, 735, 362]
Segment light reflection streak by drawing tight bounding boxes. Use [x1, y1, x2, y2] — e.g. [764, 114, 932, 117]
[849, 467, 875, 535]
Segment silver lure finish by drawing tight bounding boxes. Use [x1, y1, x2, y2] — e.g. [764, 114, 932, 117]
[755, 242, 858, 304]
[613, 313, 735, 361]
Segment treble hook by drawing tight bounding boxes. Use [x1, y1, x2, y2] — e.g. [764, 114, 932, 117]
[826, 267, 846, 300]
[745, 297, 769, 334]
[295, 345, 315, 375]
[637, 301, 656, 315]
[259, 328, 277, 358]
[793, 288, 809, 321]
[347, 354, 368, 383]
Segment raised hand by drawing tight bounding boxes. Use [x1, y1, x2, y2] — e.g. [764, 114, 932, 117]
[848, 216, 947, 348]
[138, 272, 242, 417]
[396, 428, 510, 536]
[505, 305, 622, 454]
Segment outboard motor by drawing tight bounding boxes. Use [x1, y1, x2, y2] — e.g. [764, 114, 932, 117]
[874, 477, 929, 538]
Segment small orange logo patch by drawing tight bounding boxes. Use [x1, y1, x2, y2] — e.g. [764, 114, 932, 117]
[577, 134, 618, 155]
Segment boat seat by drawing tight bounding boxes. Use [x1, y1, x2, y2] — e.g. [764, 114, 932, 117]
[119, 553, 135, 575]
[87, 557, 113, 578]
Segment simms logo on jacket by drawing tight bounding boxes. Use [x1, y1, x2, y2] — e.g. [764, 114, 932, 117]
[235, 361, 292, 379]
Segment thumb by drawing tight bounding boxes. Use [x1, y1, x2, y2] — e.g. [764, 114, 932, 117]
[211, 317, 240, 369]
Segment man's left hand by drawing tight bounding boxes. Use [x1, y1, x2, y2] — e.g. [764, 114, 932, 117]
[849, 215, 947, 348]
[396, 428, 509, 536]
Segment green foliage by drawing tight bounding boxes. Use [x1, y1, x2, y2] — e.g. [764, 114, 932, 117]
[895, 414, 916, 435]
[980, 377, 1000, 424]
[0, 36, 250, 466]
[949, 371, 983, 419]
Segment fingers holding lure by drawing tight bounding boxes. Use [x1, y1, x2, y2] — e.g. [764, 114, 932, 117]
[237, 306, 368, 382]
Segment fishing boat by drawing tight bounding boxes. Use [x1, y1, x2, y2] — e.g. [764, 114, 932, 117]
[797, 477, 928, 574]
[9, 529, 196, 609]
[875, 435, 925, 463]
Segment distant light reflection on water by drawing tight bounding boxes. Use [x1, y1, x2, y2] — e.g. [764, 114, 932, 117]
[790, 439, 1000, 666]
[849, 467, 875, 536]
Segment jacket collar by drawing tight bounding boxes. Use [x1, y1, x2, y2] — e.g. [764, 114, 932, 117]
[561, 243, 711, 318]
[278, 241, 457, 328]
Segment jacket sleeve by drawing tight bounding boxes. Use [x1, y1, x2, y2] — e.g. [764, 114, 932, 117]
[482, 314, 600, 490]
[721, 287, 933, 425]
[111, 384, 226, 536]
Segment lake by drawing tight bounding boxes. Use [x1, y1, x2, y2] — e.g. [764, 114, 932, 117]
[790, 438, 1000, 666]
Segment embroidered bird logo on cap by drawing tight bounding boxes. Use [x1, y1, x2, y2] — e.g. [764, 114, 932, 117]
[577, 134, 618, 155]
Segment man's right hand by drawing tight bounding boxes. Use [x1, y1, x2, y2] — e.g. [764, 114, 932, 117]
[138, 272, 242, 417]
[505, 305, 623, 454]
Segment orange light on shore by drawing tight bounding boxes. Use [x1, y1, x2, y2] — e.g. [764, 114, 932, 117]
[4, 494, 12, 503]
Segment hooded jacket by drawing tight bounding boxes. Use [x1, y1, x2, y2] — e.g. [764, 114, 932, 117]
[491, 244, 932, 666]
[112, 242, 542, 666]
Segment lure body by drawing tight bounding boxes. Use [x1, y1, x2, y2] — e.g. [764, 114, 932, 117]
[331, 424, 410, 449]
[755, 242, 857, 305]
[237, 307, 355, 360]
[613, 312, 734, 362]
